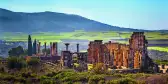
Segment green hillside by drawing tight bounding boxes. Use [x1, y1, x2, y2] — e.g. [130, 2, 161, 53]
[1, 31, 168, 52]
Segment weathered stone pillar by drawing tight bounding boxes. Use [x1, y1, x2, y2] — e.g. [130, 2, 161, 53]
[77, 43, 79, 53]
[50, 42, 52, 56]
[38, 42, 41, 55]
[44, 42, 47, 56]
[65, 43, 70, 51]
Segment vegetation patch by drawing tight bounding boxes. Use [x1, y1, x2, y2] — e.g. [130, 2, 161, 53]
[148, 47, 168, 52]
[2, 31, 168, 45]
[154, 60, 168, 65]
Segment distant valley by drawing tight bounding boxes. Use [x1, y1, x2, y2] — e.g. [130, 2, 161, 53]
[0, 8, 168, 59]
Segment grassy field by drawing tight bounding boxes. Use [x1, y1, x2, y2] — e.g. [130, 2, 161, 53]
[1, 31, 168, 41]
[1, 31, 127, 44]
[1, 31, 168, 51]
[148, 47, 168, 52]
[154, 60, 168, 65]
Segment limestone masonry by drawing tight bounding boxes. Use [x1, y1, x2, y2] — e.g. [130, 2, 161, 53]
[87, 32, 155, 70]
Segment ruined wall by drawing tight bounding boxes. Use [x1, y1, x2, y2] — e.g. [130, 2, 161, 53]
[87, 40, 109, 64]
[88, 40, 130, 68]
[61, 51, 72, 68]
[120, 44, 129, 68]
[105, 42, 129, 68]
[87, 42, 93, 63]
[87, 32, 153, 70]
[129, 32, 148, 69]
[133, 51, 142, 69]
[99, 44, 109, 64]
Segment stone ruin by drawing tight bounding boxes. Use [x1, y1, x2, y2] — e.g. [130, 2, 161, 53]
[87, 32, 155, 71]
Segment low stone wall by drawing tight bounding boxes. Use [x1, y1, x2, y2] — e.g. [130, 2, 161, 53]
[158, 65, 168, 73]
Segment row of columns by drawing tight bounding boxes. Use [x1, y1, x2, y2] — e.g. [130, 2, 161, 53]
[36, 42, 79, 56]
[64, 43, 79, 53]
[36, 42, 58, 56]
[50, 42, 58, 56]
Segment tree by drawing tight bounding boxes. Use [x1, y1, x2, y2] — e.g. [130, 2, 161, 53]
[33, 39, 37, 54]
[8, 46, 24, 57]
[23, 49, 28, 56]
[7, 57, 27, 69]
[28, 35, 32, 56]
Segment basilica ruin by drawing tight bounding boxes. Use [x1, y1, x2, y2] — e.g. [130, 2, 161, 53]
[87, 32, 155, 71]
[26, 32, 157, 72]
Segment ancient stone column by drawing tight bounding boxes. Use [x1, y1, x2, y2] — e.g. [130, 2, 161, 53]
[77, 43, 79, 53]
[38, 42, 41, 55]
[50, 42, 52, 56]
[44, 42, 47, 56]
[55, 42, 58, 55]
[52, 43, 56, 56]
[65, 43, 70, 51]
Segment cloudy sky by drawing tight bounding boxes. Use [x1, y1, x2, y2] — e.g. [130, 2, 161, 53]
[0, 0, 168, 30]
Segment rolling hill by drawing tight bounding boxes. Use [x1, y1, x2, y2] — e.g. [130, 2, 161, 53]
[0, 8, 148, 33]
[0, 8, 168, 58]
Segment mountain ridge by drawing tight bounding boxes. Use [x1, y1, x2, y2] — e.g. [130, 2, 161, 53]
[0, 8, 167, 33]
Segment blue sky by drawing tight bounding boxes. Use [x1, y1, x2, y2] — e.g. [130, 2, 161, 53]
[0, 0, 168, 30]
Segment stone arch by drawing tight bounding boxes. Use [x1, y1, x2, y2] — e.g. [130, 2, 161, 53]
[134, 51, 142, 69]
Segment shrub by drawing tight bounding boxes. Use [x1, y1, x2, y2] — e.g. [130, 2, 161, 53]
[27, 58, 40, 72]
[61, 73, 88, 82]
[15, 77, 26, 83]
[27, 58, 40, 66]
[137, 80, 146, 84]
[92, 63, 107, 74]
[1, 74, 26, 83]
[54, 70, 76, 79]
[62, 81, 73, 84]
[54, 70, 88, 83]
[7, 57, 27, 69]
[21, 72, 31, 78]
[123, 73, 151, 79]
[98, 80, 105, 84]
[3, 75, 15, 81]
[31, 73, 37, 77]
[88, 75, 105, 84]
[40, 75, 51, 80]
[76, 73, 88, 81]
[106, 80, 119, 84]
[119, 77, 137, 84]
[113, 73, 123, 77]
[75, 64, 85, 72]
[88, 79, 96, 84]
[106, 78, 137, 84]
[0, 81, 8, 84]
[0, 67, 5, 72]
[40, 75, 55, 84]
[40, 79, 56, 84]
[48, 70, 85, 83]
[46, 72, 56, 77]
[74, 82, 82, 84]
